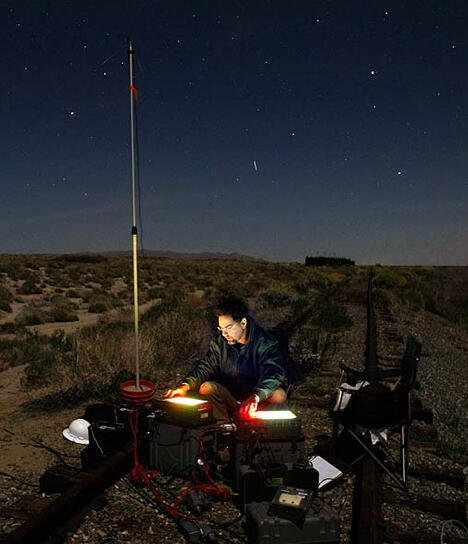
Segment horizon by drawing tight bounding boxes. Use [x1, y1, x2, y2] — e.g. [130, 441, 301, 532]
[1, 249, 467, 268]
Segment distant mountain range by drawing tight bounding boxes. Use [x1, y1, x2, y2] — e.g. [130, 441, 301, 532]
[84, 250, 264, 261]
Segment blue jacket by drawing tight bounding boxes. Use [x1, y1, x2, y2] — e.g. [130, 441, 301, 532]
[184, 318, 287, 402]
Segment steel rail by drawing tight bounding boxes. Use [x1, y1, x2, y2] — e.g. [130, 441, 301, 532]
[0, 446, 133, 544]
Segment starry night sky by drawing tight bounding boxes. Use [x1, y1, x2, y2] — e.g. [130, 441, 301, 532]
[2, 1, 467, 264]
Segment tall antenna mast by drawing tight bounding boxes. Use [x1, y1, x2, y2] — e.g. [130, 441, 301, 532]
[127, 37, 140, 389]
[120, 38, 155, 406]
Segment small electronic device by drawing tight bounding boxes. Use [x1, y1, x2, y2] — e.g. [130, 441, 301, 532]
[153, 397, 215, 427]
[268, 485, 314, 525]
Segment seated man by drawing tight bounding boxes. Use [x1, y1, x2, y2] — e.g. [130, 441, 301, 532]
[165, 297, 287, 422]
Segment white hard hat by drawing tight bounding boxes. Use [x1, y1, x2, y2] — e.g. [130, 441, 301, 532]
[62, 418, 90, 445]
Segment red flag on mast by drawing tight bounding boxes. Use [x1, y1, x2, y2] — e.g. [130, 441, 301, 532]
[130, 84, 139, 101]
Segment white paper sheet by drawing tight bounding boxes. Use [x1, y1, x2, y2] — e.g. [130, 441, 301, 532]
[309, 455, 343, 488]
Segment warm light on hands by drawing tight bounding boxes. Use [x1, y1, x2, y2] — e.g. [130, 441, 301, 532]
[239, 394, 260, 418]
[164, 383, 190, 398]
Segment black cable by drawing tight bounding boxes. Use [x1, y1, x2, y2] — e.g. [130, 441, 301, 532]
[0, 471, 40, 488]
[20, 438, 80, 467]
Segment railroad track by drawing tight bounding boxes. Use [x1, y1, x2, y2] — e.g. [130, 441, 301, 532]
[304, 270, 467, 544]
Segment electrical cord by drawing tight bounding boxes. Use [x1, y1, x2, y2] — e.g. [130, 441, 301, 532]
[440, 519, 468, 544]
[5, 428, 81, 465]
[20, 438, 81, 468]
[0, 471, 40, 488]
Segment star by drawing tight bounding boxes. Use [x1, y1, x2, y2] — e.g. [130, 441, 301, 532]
[70, 111, 75, 116]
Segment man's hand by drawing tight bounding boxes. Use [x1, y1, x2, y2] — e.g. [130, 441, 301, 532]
[164, 383, 190, 398]
[239, 394, 260, 418]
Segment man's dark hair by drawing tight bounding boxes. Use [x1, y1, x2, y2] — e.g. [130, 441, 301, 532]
[213, 296, 249, 321]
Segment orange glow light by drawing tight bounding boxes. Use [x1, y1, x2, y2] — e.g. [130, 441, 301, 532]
[250, 410, 297, 420]
[164, 397, 207, 407]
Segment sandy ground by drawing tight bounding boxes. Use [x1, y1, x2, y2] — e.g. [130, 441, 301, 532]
[0, 365, 88, 479]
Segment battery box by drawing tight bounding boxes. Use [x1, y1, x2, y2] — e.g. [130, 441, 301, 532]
[237, 463, 290, 511]
[236, 461, 319, 512]
[148, 420, 217, 475]
[234, 437, 305, 484]
[245, 501, 341, 544]
[81, 420, 133, 470]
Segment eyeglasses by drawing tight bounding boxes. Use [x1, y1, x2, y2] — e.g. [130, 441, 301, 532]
[217, 322, 238, 333]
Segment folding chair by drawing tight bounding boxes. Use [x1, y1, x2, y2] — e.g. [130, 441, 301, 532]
[329, 335, 422, 489]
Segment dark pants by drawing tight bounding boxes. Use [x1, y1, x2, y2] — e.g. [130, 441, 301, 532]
[196, 381, 287, 422]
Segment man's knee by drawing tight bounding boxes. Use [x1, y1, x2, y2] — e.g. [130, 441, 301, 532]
[266, 388, 287, 404]
[199, 381, 217, 396]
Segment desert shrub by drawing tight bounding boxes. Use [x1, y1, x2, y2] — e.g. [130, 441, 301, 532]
[293, 276, 327, 296]
[374, 269, 407, 289]
[0, 322, 25, 335]
[88, 292, 123, 313]
[23, 330, 73, 383]
[148, 286, 164, 300]
[314, 298, 354, 332]
[88, 301, 108, 313]
[18, 276, 42, 295]
[75, 288, 93, 302]
[67, 289, 79, 298]
[144, 306, 208, 374]
[399, 278, 427, 311]
[0, 321, 26, 334]
[292, 295, 354, 366]
[0, 330, 71, 377]
[290, 325, 321, 375]
[373, 288, 392, 311]
[50, 294, 68, 305]
[15, 306, 49, 325]
[0, 284, 12, 312]
[49, 305, 79, 322]
[99, 277, 113, 290]
[258, 289, 293, 308]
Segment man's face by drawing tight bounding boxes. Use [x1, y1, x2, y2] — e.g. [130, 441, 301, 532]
[217, 314, 248, 344]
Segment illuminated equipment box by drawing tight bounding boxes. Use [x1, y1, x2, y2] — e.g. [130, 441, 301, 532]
[147, 419, 217, 475]
[152, 397, 215, 427]
[245, 500, 340, 544]
[234, 410, 305, 470]
[235, 410, 303, 441]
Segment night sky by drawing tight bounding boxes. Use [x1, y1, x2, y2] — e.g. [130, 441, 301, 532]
[2, 1, 467, 264]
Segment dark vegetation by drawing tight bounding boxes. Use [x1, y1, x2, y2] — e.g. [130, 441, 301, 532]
[0, 254, 467, 407]
[305, 256, 355, 266]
